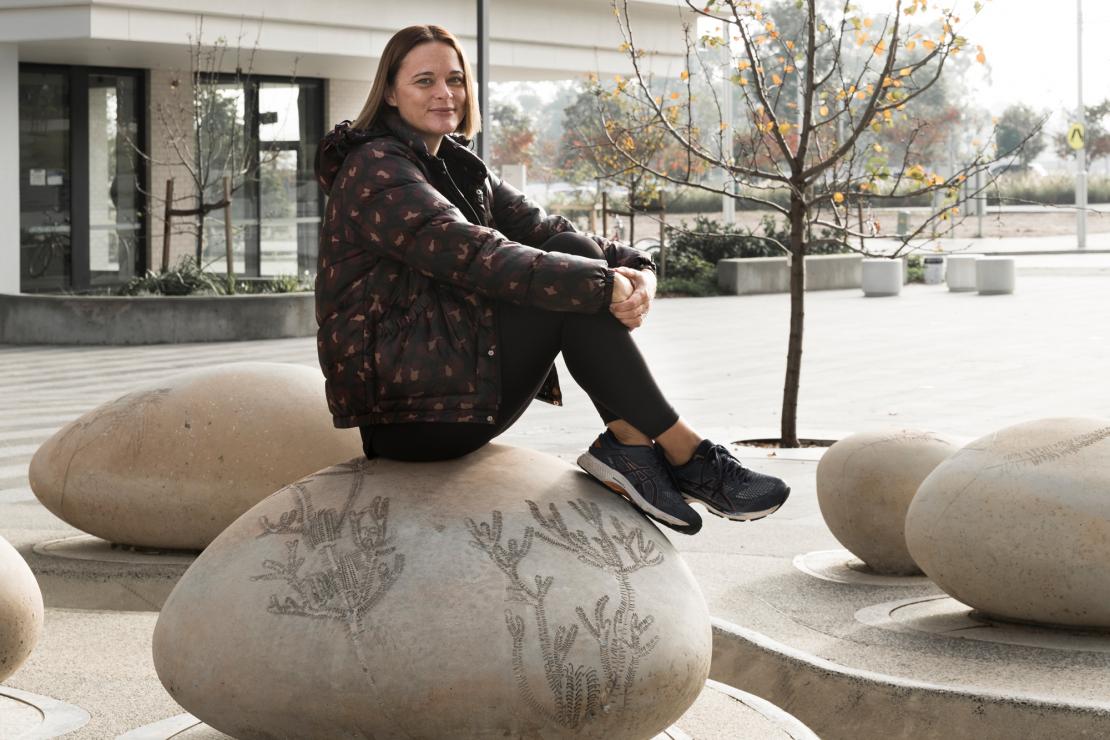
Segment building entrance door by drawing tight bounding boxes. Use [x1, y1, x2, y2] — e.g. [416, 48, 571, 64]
[19, 65, 145, 293]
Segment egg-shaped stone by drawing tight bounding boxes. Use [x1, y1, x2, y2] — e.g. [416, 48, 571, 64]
[0, 536, 44, 682]
[817, 430, 959, 575]
[28, 362, 363, 550]
[153, 445, 712, 739]
[906, 418, 1110, 628]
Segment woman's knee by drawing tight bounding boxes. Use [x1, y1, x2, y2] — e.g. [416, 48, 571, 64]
[541, 231, 605, 260]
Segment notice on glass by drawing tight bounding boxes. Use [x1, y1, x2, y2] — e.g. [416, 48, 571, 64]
[46, 170, 64, 186]
[29, 169, 46, 186]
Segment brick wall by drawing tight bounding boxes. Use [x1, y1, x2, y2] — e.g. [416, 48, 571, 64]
[147, 68, 201, 271]
[327, 78, 371, 130]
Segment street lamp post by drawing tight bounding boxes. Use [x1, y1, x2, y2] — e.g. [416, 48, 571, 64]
[1077, 0, 1087, 249]
[476, 0, 490, 162]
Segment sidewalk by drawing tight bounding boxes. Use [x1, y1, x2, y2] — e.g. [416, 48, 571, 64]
[2, 258, 1109, 737]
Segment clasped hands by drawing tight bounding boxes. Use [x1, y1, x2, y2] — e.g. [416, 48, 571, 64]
[609, 266, 656, 330]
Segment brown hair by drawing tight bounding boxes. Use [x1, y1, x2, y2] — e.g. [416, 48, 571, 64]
[351, 25, 481, 139]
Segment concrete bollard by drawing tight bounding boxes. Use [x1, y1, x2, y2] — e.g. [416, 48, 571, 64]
[945, 255, 978, 292]
[861, 258, 902, 297]
[976, 256, 1016, 295]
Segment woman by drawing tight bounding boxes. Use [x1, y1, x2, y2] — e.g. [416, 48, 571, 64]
[314, 25, 788, 534]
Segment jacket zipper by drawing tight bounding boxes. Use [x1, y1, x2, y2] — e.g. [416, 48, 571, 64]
[440, 164, 485, 226]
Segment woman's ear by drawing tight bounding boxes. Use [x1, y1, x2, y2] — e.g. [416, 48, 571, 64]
[384, 87, 396, 107]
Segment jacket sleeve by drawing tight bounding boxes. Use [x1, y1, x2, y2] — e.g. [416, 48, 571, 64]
[340, 141, 614, 313]
[489, 173, 657, 273]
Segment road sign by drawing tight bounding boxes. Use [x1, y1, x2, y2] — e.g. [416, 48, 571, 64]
[1068, 122, 1086, 150]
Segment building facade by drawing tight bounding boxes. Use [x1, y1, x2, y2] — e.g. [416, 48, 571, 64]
[0, 0, 687, 294]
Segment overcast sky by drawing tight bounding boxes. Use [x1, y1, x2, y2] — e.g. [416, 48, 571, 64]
[855, 0, 1110, 117]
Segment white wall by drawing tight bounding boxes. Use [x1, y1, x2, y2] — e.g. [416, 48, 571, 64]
[0, 43, 18, 294]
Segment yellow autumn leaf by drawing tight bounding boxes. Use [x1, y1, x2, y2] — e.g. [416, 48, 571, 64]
[922, 39, 937, 50]
[976, 45, 987, 64]
[785, 40, 795, 50]
[864, 17, 874, 28]
[777, 122, 791, 134]
[833, 192, 845, 203]
[905, 40, 916, 51]
[899, 67, 911, 77]
[819, 105, 829, 116]
[670, 92, 680, 100]
[772, 73, 783, 85]
[680, 70, 689, 81]
[873, 143, 883, 152]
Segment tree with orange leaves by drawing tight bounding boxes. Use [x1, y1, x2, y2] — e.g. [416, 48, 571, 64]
[605, 0, 1031, 446]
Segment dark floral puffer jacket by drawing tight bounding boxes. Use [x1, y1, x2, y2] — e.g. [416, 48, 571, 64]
[314, 112, 654, 428]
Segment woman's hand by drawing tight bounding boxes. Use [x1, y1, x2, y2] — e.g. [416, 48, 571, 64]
[609, 267, 656, 330]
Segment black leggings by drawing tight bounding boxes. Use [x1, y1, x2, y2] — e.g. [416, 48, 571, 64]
[362, 232, 679, 461]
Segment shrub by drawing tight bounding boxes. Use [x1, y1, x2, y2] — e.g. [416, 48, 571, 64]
[654, 216, 850, 296]
[118, 257, 224, 296]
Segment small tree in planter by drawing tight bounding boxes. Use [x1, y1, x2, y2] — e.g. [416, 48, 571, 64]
[129, 19, 295, 292]
[605, 0, 1037, 446]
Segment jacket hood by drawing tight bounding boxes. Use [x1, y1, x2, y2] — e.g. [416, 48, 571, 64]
[314, 111, 484, 193]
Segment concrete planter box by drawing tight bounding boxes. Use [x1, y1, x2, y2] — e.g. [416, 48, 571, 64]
[0, 292, 315, 345]
[861, 258, 903, 297]
[717, 254, 863, 295]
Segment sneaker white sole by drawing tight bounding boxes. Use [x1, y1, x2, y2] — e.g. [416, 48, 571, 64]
[687, 488, 790, 522]
[576, 451, 689, 527]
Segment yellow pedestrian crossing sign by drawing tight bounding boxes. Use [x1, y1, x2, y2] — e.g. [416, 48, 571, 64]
[1068, 122, 1085, 150]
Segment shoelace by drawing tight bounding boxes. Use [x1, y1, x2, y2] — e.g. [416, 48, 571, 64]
[697, 444, 749, 496]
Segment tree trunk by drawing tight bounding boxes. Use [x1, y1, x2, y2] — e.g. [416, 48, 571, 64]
[780, 193, 807, 448]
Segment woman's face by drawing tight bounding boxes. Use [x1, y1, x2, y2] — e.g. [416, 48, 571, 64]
[386, 42, 467, 153]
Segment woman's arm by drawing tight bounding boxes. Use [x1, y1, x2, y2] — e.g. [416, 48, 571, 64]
[338, 141, 616, 313]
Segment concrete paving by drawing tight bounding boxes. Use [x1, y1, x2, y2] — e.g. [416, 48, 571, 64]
[2, 245, 1110, 738]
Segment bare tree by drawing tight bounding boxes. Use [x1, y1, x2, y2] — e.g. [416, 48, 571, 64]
[128, 18, 297, 289]
[604, 0, 1030, 446]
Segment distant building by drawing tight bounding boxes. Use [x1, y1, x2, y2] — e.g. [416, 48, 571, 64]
[1, 0, 686, 294]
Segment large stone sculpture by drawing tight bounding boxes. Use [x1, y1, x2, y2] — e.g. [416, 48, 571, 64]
[816, 430, 958, 575]
[28, 362, 363, 550]
[906, 418, 1110, 628]
[0, 536, 43, 682]
[153, 445, 712, 739]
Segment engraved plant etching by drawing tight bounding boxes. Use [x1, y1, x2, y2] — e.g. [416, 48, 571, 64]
[467, 499, 663, 729]
[251, 460, 405, 649]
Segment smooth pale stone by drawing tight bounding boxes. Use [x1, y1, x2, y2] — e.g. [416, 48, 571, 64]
[28, 362, 363, 550]
[816, 430, 958, 575]
[945, 255, 978, 292]
[861, 258, 902, 297]
[153, 446, 712, 740]
[906, 418, 1110, 628]
[976, 256, 1016, 295]
[0, 536, 44, 682]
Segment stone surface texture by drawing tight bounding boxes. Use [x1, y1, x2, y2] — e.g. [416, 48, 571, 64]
[28, 362, 362, 550]
[906, 418, 1110, 628]
[153, 445, 712, 740]
[816, 430, 958, 575]
[0, 535, 44, 682]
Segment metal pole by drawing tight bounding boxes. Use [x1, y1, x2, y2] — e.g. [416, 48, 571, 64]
[721, 19, 735, 224]
[1077, 0, 1087, 249]
[476, 0, 490, 162]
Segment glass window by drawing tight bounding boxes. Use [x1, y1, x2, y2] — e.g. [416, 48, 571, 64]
[88, 73, 143, 288]
[197, 77, 323, 280]
[19, 69, 72, 293]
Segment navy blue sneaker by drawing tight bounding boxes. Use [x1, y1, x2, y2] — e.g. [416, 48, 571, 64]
[668, 440, 789, 521]
[577, 430, 702, 534]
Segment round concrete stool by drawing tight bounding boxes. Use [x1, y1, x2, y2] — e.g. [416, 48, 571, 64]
[154, 446, 712, 739]
[945, 255, 978, 292]
[0, 536, 44, 682]
[906, 418, 1110, 628]
[816, 430, 959, 575]
[29, 362, 364, 550]
[975, 256, 1016, 295]
[861, 258, 902, 297]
